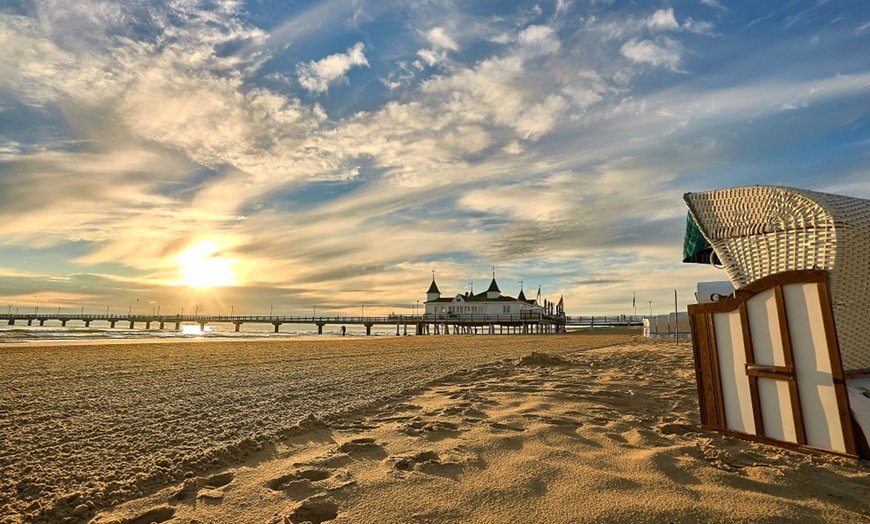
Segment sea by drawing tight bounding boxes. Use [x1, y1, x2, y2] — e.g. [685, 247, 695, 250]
[0, 319, 407, 344]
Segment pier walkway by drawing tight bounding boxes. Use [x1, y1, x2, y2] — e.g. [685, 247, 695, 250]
[0, 313, 644, 336]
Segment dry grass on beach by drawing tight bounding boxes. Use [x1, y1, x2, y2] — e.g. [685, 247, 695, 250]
[3, 334, 870, 523]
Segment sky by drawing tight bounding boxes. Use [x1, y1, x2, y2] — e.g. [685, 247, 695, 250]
[0, 0, 868, 318]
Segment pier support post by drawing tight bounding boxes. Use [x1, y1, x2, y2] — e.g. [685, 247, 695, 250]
[145, 321, 151, 329]
[365, 324, 372, 336]
[199, 322, 206, 331]
[84, 320, 90, 327]
[159, 322, 164, 330]
[61, 320, 67, 327]
[8, 319, 13, 325]
[39, 320, 45, 326]
[175, 322, 180, 330]
[396, 324, 400, 336]
[273, 323, 281, 333]
[110, 320, 116, 328]
[316, 323, 324, 335]
[129, 321, 135, 329]
[234, 322, 242, 332]
[403, 324, 408, 336]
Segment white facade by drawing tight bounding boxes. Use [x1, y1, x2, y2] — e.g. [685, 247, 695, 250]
[423, 277, 541, 317]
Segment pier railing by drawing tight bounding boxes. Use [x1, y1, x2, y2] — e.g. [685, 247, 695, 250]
[0, 312, 645, 335]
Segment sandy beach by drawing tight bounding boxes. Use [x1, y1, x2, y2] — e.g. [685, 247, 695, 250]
[2, 334, 869, 523]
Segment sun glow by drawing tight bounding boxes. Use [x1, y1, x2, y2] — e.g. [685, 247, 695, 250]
[176, 241, 237, 288]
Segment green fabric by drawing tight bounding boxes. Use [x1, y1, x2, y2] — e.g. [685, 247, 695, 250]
[682, 212, 716, 264]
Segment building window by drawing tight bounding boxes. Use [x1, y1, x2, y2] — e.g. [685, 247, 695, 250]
[503, 306, 510, 313]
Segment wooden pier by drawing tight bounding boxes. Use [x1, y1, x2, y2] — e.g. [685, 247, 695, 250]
[0, 313, 643, 336]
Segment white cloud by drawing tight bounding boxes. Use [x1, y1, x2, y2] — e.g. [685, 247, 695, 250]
[297, 42, 369, 93]
[426, 27, 459, 50]
[647, 9, 680, 31]
[517, 25, 561, 56]
[683, 17, 715, 34]
[620, 38, 683, 71]
[701, 0, 726, 9]
[417, 48, 448, 67]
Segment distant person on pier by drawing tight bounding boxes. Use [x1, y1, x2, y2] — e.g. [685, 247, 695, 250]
[341, 325, 346, 336]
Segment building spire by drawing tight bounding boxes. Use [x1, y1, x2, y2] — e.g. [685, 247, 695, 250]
[427, 270, 440, 295]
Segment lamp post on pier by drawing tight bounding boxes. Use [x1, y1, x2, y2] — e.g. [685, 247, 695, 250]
[231, 305, 234, 317]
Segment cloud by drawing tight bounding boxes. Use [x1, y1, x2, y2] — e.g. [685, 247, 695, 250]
[620, 38, 683, 70]
[647, 9, 680, 31]
[517, 25, 561, 56]
[426, 27, 459, 51]
[297, 42, 369, 93]
[700, 0, 726, 10]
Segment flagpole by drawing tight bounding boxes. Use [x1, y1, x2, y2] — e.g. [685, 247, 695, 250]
[674, 290, 679, 345]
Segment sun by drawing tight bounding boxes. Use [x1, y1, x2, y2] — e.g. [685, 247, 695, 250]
[176, 241, 237, 288]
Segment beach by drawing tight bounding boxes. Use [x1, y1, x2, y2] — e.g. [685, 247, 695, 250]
[2, 334, 869, 523]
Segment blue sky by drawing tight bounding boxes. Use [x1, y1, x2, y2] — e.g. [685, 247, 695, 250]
[0, 0, 868, 317]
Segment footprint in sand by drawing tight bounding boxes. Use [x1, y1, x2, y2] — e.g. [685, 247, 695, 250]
[173, 471, 235, 501]
[287, 496, 339, 523]
[266, 466, 355, 501]
[399, 419, 461, 437]
[205, 471, 234, 487]
[337, 437, 379, 453]
[391, 450, 441, 471]
[112, 505, 175, 524]
[488, 422, 525, 432]
[266, 496, 339, 524]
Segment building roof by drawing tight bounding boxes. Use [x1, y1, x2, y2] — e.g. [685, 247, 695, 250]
[517, 289, 527, 302]
[427, 291, 519, 303]
[427, 279, 441, 294]
[486, 278, 501, 293]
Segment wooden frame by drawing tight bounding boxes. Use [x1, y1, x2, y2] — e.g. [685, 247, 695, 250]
[689, 269, 865, 458]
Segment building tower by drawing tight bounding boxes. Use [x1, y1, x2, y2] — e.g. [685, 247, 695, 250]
[486, 268, 501, 300]
[427, 274, 441, 302]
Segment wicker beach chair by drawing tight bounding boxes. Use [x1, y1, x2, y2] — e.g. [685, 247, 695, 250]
[683, 186, 870, 374]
